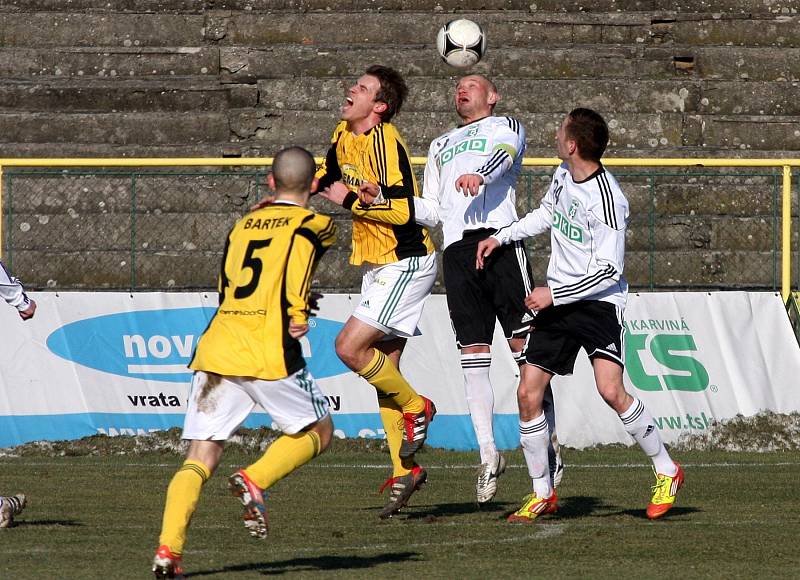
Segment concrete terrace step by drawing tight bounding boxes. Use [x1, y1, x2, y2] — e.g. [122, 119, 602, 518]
[219, 45, 800, 82]
[0, 0, 794, 14]
[1, 11, 797, 48]
[1, 109, 798, 155]
[0, 79, 256, 112]
[254, 77, 800, 116]
[2, 45, 798, 83]
[0, 47, 220, 79]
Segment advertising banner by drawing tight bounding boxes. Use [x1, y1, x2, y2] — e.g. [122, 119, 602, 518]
[0, 291, 798, 449]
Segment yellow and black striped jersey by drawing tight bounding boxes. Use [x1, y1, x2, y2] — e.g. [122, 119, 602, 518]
[316, 120, 434, 265]
[190, 201, 336, 380]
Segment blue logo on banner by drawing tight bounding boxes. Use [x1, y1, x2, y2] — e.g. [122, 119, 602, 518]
[46, 308, 348, 382]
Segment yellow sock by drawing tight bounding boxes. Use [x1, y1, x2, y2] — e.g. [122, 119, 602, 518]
[358, 349, 424, 414]
[244, 431, 322, 490]
[158, 460, 211, 555]
[379, 395, 413, 477]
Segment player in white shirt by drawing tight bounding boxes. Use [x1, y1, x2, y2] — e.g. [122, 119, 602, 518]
[0, 259, 34, 528]
[411, 75, 562, 503]
[477, 108, 684, 522]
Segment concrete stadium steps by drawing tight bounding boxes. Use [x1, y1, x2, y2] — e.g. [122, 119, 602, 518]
[3, 45, 797, 82]
[0, 11, 797, 48]
[0, 2, 796, 291]
[0, 48, 220, 78]
[0, 0, 793, 13]
[0, 79, 253, 112]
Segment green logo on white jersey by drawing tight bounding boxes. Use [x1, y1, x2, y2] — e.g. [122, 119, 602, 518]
[553, 209, 584, 242]
[439, 138, 488, 166]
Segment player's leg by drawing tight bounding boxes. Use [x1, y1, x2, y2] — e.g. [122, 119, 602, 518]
[157, 439, 224, 556]
[342, 254, 438, 460]
[154, 371, 250, 577]
[153, 371, 254, 578]
[376, 337, 413, 478]
[0, 494, 26, 528]
[583, 301, 683, 519]
[230, 368, 333, 537]
[443, 235, 505, 502]
[335, 316, 425, 413]
[374, 337, 430, 518]
[593, 358, 683, 519]
[508, 307, 576, 522]
[508, 362, 558, 523]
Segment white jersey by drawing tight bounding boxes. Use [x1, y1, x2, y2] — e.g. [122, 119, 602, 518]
[415, 115, 526, 249]
[0, 260, 32, 312]
[493, 163, 629, 308]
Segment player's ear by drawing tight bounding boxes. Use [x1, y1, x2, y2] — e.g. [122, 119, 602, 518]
[267, 173, 277, 191]
[568, 139, 578, 156]
[373, 101, 388, 115]
[487, 90, 499, 106]
[309, 177, 319, 194]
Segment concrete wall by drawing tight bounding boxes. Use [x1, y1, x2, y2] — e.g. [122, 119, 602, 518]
[0, 1, 797, 291]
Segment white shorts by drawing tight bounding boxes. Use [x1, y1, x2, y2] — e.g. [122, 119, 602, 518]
[353, 253, 437, 338]
[182, 368, 330, 440]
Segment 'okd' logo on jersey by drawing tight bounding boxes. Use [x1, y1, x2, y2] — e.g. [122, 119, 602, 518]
[438, 138, 488, 166]
[552, 209, 584, 243]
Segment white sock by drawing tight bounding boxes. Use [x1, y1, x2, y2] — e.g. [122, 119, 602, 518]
[461, 352, 496, 465]
[619, 397, 677, 476]
[520, 412, 552, 498]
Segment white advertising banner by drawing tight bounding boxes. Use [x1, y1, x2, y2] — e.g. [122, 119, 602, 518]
[0, 291, 798, 449]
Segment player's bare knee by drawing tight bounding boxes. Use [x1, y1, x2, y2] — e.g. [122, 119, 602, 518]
[310, 415, 334, 453]
[597, 381, 629, 412]
[334, 332, 359, 369]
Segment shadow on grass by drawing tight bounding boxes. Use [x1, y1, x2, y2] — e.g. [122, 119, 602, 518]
[608, 505, 701, 519]
[186, 551, 420, 577]
[15, 519, 83, 527]
[363, 501, 515, 521]
[551, 495, 608, 519]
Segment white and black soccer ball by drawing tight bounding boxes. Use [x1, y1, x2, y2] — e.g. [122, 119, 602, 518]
[436, 19, 486, 69]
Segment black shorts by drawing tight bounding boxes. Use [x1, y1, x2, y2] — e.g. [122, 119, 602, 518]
[524, 300, 624, 375]
[443, 228, 535, 348]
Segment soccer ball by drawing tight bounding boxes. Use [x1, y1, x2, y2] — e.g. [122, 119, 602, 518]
[436, 19, 486, 69]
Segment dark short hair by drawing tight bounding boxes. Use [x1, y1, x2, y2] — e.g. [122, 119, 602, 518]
[365, 65, 408, 122]
[565, 108, 609, 162]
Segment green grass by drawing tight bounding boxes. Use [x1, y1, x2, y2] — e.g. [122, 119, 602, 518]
[0, 446, 797, 579]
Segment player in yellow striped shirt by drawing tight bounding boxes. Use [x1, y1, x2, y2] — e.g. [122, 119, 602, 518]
[317, 65, 437, 518]
[153, 147, 336, 579]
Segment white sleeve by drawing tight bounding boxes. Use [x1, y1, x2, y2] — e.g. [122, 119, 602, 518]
[492, 173, 555, 244]
[550, 203, 626, 305]
[414, 142, 442, 228]
[474, 118, 525, 186]
[0, 260, 32, 312]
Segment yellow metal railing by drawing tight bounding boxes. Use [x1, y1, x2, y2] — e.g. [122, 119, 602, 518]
[0, 157, 797, 300]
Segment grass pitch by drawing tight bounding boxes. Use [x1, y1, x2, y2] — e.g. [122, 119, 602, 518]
[0, 444, 797, 579]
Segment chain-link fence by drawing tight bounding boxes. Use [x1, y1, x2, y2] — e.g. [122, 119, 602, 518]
[2, 166, 796, 293]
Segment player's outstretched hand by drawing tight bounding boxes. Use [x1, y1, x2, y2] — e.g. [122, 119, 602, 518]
[475, 237, 500, 270]
[524, 287, 553, 312]
[318, 181, 350, 206]
[289, 322, 309, 339]
[455, 173, 484, 197]
[19, 299, 36, 321]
